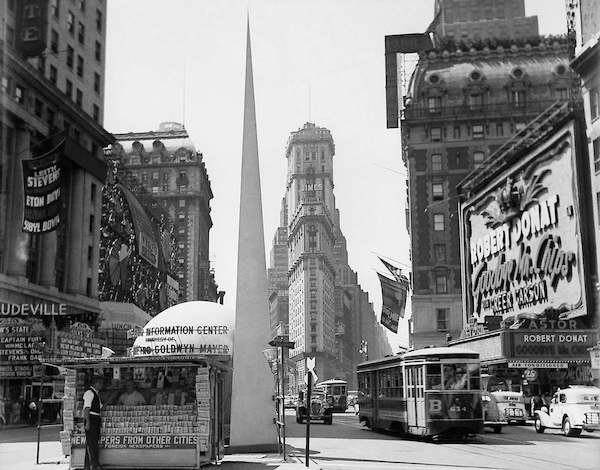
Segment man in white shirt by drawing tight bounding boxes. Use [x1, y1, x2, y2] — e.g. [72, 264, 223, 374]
[82, 376, 104, 470]
[118, 381, 146, 406]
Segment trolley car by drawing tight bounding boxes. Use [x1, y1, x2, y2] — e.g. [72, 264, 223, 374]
[315, 379, 348, 412]
[357, 347, 483, 438]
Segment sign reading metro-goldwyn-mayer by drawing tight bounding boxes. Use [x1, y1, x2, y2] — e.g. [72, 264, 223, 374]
[461, 123, 587, 325]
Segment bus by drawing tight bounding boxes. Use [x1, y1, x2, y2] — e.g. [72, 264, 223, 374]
[315, 379, 348, 413]
[357, 347, 483, 438]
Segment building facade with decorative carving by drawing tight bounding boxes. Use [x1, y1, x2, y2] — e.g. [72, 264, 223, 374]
[107, 123, 220, 304]
[385, 0, 579, 348]
[1, 0, 112, 423]
[271, 123, 392, 392]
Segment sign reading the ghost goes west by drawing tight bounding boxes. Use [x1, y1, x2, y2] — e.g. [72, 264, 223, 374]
[462, 126, 586, 324]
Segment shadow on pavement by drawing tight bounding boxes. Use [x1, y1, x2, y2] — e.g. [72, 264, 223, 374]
[0, 425, 61, 443]
[215, 463, 281, 469]
[311, 455, 502, 469]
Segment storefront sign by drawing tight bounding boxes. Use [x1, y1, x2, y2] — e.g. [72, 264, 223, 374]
[132, 302, 234, 357]
[22, 142, 63, 233]
[506, 329, 596, 360]
[0, 303, 67, 316]
[71, 433, 197, 449]
[523, 369, 538, 381]
[56, 331, 103, 359]
[0, 334, 45, 362]
[461, 127, 587, 324]
[508, 361, 568, 369]
[0, 364, 33, 378]
[138, 231, 159, 268]
[590, 348, 600, 370]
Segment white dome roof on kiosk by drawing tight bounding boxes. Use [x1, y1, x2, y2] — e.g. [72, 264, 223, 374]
[132, 301, 234, 357]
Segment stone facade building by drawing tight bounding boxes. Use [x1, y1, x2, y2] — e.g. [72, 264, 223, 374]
[0, 0, 112, 423]
[108, 123, 220, 304]
[387, 0, 579, 348]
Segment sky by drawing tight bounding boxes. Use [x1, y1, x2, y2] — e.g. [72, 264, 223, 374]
[104, 0, 567, 351]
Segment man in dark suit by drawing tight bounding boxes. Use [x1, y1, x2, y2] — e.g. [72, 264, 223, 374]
[83, 376, 104, 470]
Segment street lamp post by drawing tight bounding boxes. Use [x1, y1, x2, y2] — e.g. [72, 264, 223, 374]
[268, 329, 294, 461]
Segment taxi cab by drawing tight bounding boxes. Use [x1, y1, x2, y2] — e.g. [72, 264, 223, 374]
[534, 385, 600, 437]
[491, 391, 527, 425]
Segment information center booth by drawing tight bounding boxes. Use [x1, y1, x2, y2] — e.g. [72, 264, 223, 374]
[60, 302, 233, 469]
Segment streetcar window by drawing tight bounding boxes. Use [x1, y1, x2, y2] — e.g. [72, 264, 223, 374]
[443, 363, 468, 390]
[426, 364, 442, 390]
[467, 363, 480, 390]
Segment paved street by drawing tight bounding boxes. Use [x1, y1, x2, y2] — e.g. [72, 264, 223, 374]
[283, 411, 600, 470]
[1, 413, 599, 470]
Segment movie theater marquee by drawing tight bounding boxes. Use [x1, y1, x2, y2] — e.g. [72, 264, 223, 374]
[462, 124, 586, 324]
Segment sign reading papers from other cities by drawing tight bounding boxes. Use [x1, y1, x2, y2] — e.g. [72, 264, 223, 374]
[22, 141, 63, 233]
[132, 301, 234, 357]
[462, 123, 586, 325]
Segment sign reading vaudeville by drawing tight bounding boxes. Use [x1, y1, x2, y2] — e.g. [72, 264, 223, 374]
[22, 143, 63, 233]
[461, 124, 586, 325]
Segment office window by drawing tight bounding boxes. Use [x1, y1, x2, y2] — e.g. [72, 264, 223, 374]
[65, 79, 72, 99]
[472, 124, 484, 139]
[67, 11, 75, 34]
[79, 0, 85, 12]
[511, 89, 526, 107]
[433, 214, 444, 231]
[91, 183, 97, 202]
[51, 29, 59, 53]
[428, 96, 441, 113]
[96, 9, 103, 32]
[597, 193, 600, 223]
[75, 88, 82, 106]
[49, 65, 57, 85]
[179, 199, 186, 208]
[436, 308, 449, 331]
[6, 25, 14, 47]
[473, 151, 485, 166]
[591, 87, 599, 120]
[431, 154, 442, 172]
[92, 104, 99, 122]
[76, 55, 84, 77]
[89, 214, 95, 233]
[46, 108, 55, 127]
[34, 98, 43, 117]
[432, 183, 444, 201]
[436, 275, 448, 294]
[434, 244, 446, 262]
[431, 127, 442, 142]
[87, 246, 93, 262]
[594, 138, 600, 173]
[453, 125, 461, 139]
[86, 278, 92, 296]
[555, 88, 568, 100]
[66, 45, 73, 67]
[95, 40, 102, 61]
[496, 122, 504, 136]
[50, 0, 59, 18]
[77, 22, 85, 44]
[93, 72, 100, 93]
[468, 93, 483, 110]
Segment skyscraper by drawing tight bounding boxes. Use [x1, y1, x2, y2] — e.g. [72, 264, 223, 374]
[386, 0, 579, 347]
[109, 123, 219, 303]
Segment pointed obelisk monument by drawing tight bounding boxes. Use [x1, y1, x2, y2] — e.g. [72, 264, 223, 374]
[228, 19, 278, 453]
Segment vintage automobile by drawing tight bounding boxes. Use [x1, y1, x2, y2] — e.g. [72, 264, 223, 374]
[296, 388, 333, 425]
[482, 390, 506, 433]
[491, 391, 527, 425]
[534, 385, 600, 437]
[283, 395, 297, 409]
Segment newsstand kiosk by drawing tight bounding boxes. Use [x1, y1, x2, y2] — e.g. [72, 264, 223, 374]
[59, 301, 233, 469]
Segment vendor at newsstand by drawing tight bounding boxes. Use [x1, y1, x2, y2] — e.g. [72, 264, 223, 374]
[58, 302, 233, 470]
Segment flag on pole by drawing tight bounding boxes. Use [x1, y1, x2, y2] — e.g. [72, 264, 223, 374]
[378, 256, 410, 289]
[378, 273, 408, 333]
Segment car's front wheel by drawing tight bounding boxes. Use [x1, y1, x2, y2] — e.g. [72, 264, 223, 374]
[534, 416, 545, 433]
[562, 417, 581, 437]
[492, 425, 502, 433]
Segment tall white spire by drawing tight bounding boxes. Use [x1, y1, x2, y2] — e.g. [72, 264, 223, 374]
[229, 17, 278, 452]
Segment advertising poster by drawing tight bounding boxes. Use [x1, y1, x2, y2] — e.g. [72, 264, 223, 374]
[22, 141, 63, 233]
[461, 124, 587, 325]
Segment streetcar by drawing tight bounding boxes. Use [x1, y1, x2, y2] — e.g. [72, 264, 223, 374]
[357, 347, 483, 438]
[315, 379, 348, 412]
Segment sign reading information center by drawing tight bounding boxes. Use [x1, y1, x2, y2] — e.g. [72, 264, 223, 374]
[132, 301, 234, 357]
